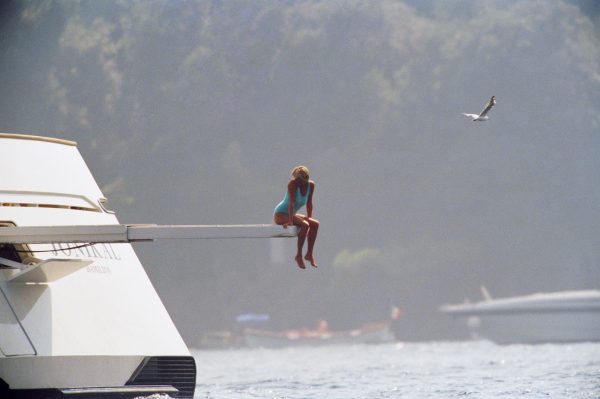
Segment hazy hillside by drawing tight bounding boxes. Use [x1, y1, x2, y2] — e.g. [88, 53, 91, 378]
[1, 0, 599, 342]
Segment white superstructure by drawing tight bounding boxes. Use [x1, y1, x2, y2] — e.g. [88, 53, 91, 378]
[0, 134, 197, 398]
[440, 290, 600, 344]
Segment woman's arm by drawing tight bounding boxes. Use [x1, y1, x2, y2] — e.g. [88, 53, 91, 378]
[287, 180, 296, 221]
[306, 181, 315, 218]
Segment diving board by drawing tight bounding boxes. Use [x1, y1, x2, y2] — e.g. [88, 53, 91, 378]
[0, 224, 298, 244]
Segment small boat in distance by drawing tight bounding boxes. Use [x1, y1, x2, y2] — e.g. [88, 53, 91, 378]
[440, 289, 600, 344]
[243, 319, 396, 348]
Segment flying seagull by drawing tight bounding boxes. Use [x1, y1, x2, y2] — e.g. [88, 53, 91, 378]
[462, 96, 496, 121]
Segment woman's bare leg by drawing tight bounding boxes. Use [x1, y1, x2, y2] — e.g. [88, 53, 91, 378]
[304, 218, 319, 267]
[295, 218, 309, 268]
[274, 213, 310, 269]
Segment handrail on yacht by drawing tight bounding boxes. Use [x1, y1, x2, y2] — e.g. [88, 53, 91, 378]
[0, 190, 102, 212]
[0, 133, 76, 146]
[0, 224, 298, 244]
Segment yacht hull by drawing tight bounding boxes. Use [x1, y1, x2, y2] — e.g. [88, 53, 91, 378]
[441, 290, 600, 344]
[468, 311, 600, 344]
[0, 355, 195, 398]
[0, 134, 196, 398]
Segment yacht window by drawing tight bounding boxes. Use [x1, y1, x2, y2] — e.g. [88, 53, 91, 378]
[0, 223, 35, 267]
[0, 244, 21, 266]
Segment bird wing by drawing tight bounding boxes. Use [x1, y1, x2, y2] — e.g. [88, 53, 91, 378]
[462, 113, 479, 119]
[478, 96, 496, 117]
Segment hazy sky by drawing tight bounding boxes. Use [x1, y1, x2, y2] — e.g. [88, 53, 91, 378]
[1, 0, 599, 342]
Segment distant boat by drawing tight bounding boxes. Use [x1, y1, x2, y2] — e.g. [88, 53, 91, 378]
[440, 290, 600, 344]
[198, 330, 245, 349]
[243, 320, 396, 348]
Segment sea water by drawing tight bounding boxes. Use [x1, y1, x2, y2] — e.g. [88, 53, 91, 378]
[191, 341, 600, 399]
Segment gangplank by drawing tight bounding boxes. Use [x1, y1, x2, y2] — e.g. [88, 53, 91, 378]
[0, 224, 298, 244]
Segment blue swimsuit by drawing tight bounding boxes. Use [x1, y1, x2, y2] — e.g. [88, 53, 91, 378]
[274, 183, 311, 215]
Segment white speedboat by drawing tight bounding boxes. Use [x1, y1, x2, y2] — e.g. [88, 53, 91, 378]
[0, 133, 297, 398]
[440, 289, 600, 344]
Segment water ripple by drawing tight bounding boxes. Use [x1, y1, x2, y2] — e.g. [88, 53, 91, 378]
[194, 341, 600, 398]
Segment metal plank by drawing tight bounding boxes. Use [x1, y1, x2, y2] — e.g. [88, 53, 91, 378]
[0, 225, 128, 244]
[127, 224, 298, 240]
[0, 224, 298, 244]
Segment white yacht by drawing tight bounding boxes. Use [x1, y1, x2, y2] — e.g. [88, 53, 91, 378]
[440, 289, 600, 344]
[0, 133, 295, 398]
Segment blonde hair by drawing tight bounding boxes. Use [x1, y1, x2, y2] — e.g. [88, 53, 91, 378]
[291, 165, 310, 180]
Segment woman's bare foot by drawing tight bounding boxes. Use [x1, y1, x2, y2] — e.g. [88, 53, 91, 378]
[304, 255, 318, 268]
[295, 255, 306, 269]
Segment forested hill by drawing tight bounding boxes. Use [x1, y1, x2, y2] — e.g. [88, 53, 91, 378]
[1, 0, 599, 342]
